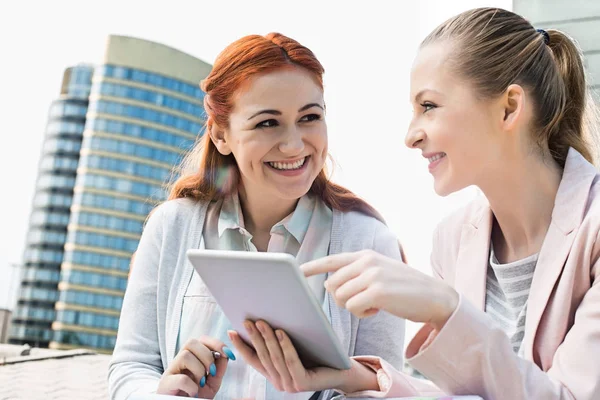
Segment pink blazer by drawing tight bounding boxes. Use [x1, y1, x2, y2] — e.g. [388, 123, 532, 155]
[346, 148, 600, 400]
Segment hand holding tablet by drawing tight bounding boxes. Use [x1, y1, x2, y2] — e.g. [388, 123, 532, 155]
[186, 249, 351, 370]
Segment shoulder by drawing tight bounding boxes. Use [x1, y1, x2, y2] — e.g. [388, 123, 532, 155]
[579, 176, 600, 260]
[154, 197, 206, 216]
[334, 210, 402, 259]
[151, 197, 208, 222]
[135, 198, 210, 278]
[336, 209, 386, 230]
[585, 175, 600, 220]
[143, 197, 210, 239]
[435, 194, 488, 240]
[429, 195, 490, 271]
[335, 209, 390, 241]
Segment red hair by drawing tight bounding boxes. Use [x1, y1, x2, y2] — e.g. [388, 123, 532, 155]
[168, 32, 383, 222]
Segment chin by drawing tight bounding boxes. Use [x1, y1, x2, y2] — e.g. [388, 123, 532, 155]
[270, 172, 319, 201]
[433, 180, 455, 197]
[275, 186, 312, 201]
[267, 179, 312, 199]
[433, 177, 468, 197]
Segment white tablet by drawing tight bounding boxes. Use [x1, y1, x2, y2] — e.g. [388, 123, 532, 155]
[186, 249, 352, 370]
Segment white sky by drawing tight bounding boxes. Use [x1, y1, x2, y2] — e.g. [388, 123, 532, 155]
[0, 0, 511, 340]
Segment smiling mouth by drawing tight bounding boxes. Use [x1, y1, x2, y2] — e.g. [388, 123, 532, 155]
[266, 156, 309, 171]
[427, 153, 446, 163]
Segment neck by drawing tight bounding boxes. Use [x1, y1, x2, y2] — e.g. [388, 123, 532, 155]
[478, 152, 562, 262]
[237, 183, 298, 237]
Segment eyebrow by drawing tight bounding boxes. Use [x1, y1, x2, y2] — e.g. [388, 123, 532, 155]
[413, 89, 442, 103]
[247, 103, 324, 120]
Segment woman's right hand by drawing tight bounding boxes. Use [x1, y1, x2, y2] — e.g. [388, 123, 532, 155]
[157, 336, 236, 398]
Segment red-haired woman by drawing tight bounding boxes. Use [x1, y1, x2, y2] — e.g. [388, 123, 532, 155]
[108, 33, 405, 400]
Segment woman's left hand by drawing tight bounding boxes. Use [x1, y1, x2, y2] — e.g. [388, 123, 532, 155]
[228, 320, 378, 394]
[302, 250, 459, 330]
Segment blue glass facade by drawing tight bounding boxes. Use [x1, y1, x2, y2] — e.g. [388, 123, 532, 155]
[90, 118, 195, 148]
[99, 65, 205, 99]
[81, 155, 172, 182]
[83, 136, 183, 166]
[63, 251, 132, 272]
[10, 65, 94, 348]
[73, 191, 154, 215]
[97, 82, 204, 116]
[11, 37, 210, 353]
[56, 309, 120, 330]
[51, 60, 205, 352]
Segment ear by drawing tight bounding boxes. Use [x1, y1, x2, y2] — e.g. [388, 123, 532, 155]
[209, 123, 232, 155]
[500, 84, 525, 132]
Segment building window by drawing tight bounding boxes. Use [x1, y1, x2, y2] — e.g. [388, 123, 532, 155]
[97, 65, 205, 100]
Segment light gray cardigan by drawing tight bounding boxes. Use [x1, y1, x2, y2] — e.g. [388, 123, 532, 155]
[108, 198, 405, 400]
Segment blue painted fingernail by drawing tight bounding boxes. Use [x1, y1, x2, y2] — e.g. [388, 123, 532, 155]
[222, 346, 236, 361]
[209, 363, 217, 377]
[200, 375, 206, 387]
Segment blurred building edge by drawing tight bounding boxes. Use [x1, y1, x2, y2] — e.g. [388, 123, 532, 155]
[514, 0, 600, 100]
[0, 309, 11, 343]
[0, 343, 111, 399]
[514, 0, 600, 163]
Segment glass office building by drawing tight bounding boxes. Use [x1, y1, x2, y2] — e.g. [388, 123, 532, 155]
[10, 65, 94, 348]
[10, 36, 212, 353]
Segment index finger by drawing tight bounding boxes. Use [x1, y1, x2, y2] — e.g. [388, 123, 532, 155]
[301, 252, 364, 277]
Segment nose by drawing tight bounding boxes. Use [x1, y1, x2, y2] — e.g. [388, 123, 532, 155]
[405, 123, 426, 149]
[279, 127, 305, 155]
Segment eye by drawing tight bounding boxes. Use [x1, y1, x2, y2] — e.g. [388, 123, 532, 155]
[299, 113, 322, 122]
[421, 102, 437, 113]
[255, 119, 278, 129]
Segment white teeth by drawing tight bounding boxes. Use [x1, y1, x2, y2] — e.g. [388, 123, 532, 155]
[428, 153, 446, 163]
[269, 157, 306, 170]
